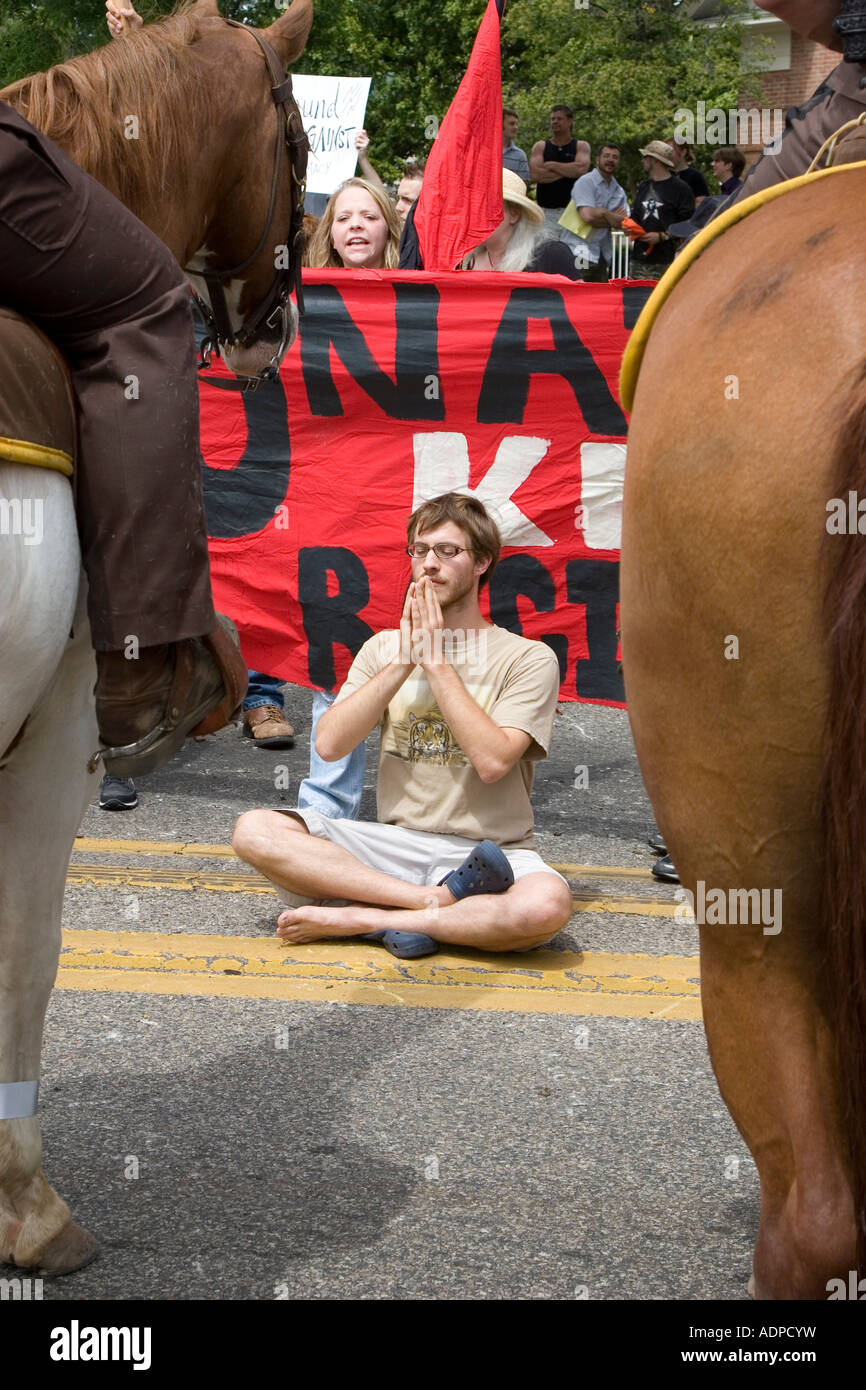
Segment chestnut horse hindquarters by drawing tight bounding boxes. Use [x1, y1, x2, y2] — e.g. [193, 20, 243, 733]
[621, 173, 866, 1296]
[0, 314, 99, 1270]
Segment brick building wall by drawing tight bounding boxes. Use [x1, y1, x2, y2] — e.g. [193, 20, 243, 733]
[739, 34, 839, 166]
[755, 32, 838, 108]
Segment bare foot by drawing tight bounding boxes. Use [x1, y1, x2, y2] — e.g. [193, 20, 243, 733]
[276, 905, 373, 943]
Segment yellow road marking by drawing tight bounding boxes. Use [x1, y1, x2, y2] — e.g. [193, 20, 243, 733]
[73, 837, 658, 880]
[57, 928, 701, 1020]
[74, 837, 236, 858]
[68, 864, 268, 894]
[66, 862, 681, 917]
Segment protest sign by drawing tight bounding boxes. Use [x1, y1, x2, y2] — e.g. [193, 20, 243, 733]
[200, 271, 654, 705]
[292, 74, 372, 194]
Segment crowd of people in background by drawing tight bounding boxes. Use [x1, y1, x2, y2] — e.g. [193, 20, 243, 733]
[305, 102, 750, 290]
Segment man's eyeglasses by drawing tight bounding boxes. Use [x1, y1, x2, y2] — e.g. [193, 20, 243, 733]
[406, 543, 468, 560]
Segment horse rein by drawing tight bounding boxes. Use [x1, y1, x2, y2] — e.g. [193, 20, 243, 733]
[185, 18, 308, 390]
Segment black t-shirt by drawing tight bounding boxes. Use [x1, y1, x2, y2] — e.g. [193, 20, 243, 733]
[527, 238, 581, 280]
[677, 164, 710, 199]
[632, 175, 695, 266]
[536, 139, 578, 209]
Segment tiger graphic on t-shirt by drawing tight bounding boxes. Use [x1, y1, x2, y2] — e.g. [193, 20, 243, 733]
[407, 711, 457, 765]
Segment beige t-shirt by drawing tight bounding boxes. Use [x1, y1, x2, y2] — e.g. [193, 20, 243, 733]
[334, 625, 561, 849]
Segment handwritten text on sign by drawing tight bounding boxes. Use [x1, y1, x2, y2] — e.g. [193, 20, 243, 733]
[292, 74, 372, 195]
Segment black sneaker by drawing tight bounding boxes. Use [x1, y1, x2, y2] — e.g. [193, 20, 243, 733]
[99, 775, 138, 810]
[652, 854, 680, 884]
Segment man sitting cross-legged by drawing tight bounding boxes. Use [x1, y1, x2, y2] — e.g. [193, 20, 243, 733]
[233, 493, 573, 958]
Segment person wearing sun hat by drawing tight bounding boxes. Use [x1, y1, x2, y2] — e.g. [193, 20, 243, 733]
[631, 139, 695, 279]
[460, 168, 581, 279]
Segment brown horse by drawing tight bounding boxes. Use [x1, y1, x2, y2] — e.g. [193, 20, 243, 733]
[2, 0, 312, 379]
[621, 155, 866, 1298]
[0, 0, 311, 1274]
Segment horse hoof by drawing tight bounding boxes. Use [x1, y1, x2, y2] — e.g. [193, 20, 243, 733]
[747, 1273, 756, 1299]
[35, 1219, 100, 1274]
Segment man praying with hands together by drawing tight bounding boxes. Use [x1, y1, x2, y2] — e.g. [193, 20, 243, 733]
[233, 494, 572, 959]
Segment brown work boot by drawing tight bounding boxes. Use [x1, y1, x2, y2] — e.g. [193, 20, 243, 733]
[243, 704, 295, 749]
[93, 614, 248, 778]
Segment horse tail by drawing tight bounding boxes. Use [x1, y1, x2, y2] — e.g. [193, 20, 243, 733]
[823, 364, 866, 1270]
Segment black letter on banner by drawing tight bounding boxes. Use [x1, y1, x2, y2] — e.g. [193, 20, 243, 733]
[565, 559, 624, 701]
[622, 285, 654, 331]
[299, 547, 374, 689]
[477, 288, 626, 433]
[200, 375, 291, 540]
[488, 555, 568, 682]
[300, 283, 445, 420]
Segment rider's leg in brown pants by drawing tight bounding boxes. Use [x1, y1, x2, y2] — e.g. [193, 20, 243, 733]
[0, 100, 215, 650]
[0, 102, 246, 771]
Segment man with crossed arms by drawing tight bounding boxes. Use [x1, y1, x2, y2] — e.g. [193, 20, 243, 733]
[233, 494, 573, 958]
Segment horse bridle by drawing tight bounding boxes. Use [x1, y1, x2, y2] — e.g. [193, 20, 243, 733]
[186, 18, 308, 390]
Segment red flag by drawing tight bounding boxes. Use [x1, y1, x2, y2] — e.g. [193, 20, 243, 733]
[413, 0, 506, 271]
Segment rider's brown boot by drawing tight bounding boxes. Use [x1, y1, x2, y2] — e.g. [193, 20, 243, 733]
[93, 615, 248, 778]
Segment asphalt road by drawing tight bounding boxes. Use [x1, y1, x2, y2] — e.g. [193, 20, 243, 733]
[28, 688, 758, 1302]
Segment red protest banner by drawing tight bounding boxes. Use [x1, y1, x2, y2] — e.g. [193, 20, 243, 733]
[200, 269, 653, 706]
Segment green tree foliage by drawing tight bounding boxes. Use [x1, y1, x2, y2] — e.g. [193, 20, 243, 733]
[502, 0, 752, 189]
[1, 0, 752, 189]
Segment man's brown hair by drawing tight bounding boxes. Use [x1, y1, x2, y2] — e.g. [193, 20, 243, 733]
[407, 493, 501, 590]
[716, 146, 746, 178]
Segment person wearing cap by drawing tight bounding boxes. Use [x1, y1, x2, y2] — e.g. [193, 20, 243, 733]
[631, 140, 695, 279]
[460, 168, 581, 278]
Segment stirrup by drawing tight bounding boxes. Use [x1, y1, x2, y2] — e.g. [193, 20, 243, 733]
[88, 724, 166, 774]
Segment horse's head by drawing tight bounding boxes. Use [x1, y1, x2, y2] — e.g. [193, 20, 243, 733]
[184, 0, 313, 385]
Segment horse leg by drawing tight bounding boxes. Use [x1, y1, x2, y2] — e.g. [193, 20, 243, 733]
[698, 928, 855, 1298]
[629, 653, 856, 1299]
[0, 470, 99, 1270]
[621, 203, 863, 1296]
[0, 589, 99, 1271]
[625, 544, 857, 1297]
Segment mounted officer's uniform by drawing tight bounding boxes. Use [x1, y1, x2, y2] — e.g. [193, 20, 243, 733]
[732, 1, 866, 202]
